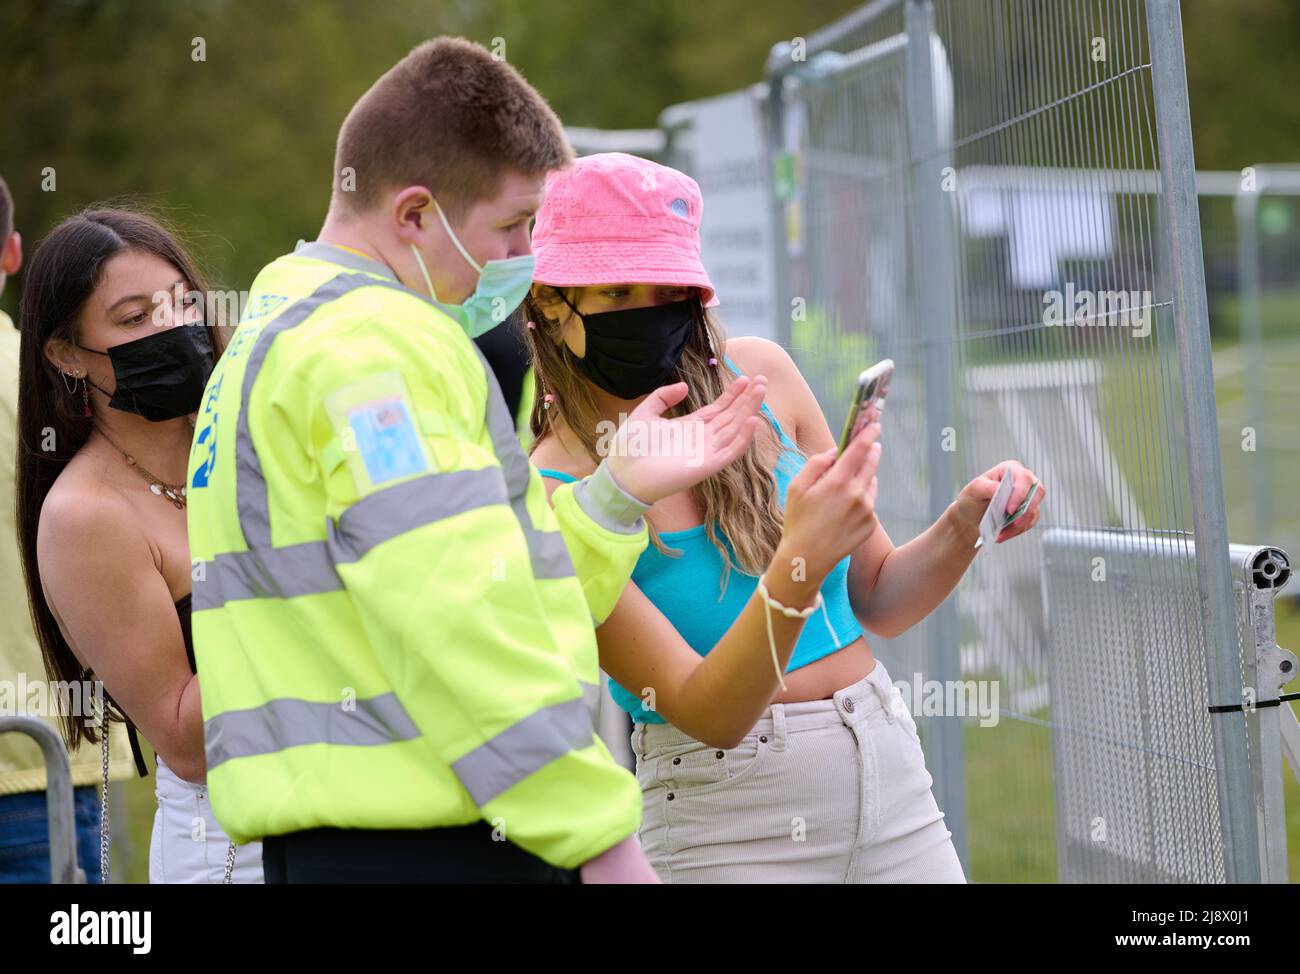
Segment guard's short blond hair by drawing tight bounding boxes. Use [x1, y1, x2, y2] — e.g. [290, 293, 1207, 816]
[332, 37, 572, 222]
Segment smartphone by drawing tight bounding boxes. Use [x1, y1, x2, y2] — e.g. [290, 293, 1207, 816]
[837, 358, 894, 455]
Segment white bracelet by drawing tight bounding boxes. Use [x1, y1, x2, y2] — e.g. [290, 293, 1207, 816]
[755, 576, 833, 692]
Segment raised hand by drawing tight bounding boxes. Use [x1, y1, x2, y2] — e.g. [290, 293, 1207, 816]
[604, 375, 767, 506]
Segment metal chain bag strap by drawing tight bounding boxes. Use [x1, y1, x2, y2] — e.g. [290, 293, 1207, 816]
[98, 710, 238, 884]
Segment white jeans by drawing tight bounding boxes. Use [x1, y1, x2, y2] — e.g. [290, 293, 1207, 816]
[149, 755, 264, 884]
[633, 659, 966, 883]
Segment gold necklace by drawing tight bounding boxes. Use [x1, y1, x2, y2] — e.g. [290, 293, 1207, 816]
[96, 428, 189, 510]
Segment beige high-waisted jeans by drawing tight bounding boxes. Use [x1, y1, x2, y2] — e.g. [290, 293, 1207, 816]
[632, 659, 966, 883]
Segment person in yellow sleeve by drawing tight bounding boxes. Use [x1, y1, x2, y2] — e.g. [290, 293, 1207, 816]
[185, 37, 768, 883]
[0, 174, 134, 883]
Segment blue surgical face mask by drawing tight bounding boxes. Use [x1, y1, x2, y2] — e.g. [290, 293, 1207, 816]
[410, 199, 535, 339]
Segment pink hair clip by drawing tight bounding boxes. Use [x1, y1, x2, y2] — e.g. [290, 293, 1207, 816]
[708, 357, 718, 366]
[526, 319, 537, 330]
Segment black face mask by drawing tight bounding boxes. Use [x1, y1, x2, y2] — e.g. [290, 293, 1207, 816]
[78, 325, 215, 422]
[557, 293, 696, 400]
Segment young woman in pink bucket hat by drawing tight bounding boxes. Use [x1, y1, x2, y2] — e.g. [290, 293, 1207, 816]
[525, 152, 1044, 883]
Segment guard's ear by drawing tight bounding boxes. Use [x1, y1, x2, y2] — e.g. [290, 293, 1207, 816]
[391, 187, 433, 243]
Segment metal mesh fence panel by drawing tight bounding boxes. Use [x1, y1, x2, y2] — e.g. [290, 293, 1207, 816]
[763, 0, 1257, 881]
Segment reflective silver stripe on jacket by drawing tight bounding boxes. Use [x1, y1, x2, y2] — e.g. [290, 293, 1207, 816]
[205, 693, 421, 771]
[205, 689, 600, 800]
[452, 697, 595, 806]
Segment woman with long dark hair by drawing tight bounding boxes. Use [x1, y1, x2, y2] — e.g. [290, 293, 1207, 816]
[15, 207, 263, 883]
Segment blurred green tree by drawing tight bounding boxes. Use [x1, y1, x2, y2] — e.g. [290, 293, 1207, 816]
[0, 0, 1296, 317]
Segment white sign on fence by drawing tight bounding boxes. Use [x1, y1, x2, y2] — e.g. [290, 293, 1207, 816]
[688, 90, 777, 341]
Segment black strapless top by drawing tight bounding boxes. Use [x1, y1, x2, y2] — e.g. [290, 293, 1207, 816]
[123, 594, 196, 777]
[175, 592, 197, 672]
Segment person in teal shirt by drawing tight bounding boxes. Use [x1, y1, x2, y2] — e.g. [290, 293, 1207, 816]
[525, 153, 1045, 883]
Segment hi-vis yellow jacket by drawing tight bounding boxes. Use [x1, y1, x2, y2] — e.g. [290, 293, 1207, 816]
[186, 242, 648, 868]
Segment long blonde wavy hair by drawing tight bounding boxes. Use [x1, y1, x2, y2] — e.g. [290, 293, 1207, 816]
[523, 286, 795, 597]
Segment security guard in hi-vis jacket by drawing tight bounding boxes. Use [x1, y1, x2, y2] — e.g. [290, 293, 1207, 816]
[186, 37, 765, 883]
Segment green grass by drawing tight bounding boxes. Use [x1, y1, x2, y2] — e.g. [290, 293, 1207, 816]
[958, 459, 1300, 885]
[965, 710, 1058, 883]
[923, 321, 1300, 883]
[1207, 337, 1300, 556]
[1211, 287, 1300, 348]
[1207, 320, 1300, 883]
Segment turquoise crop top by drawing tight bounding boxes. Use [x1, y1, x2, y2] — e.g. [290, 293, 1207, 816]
[537, 358, 864, 723]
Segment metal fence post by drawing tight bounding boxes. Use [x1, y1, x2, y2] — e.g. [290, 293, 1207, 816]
[0, 716, 84, 884]
[1233, 182, 1269, 540]
[904, 0, 967, 872]
[1145, 0, 1261, 883]
[764, 51, 793, 349]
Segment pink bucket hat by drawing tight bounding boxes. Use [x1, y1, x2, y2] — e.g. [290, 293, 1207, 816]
[532, 152, 720, 307]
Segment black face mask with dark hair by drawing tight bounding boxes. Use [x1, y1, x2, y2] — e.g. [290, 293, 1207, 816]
[77, 325, 214, 421]
[556, 292, 695, 400]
